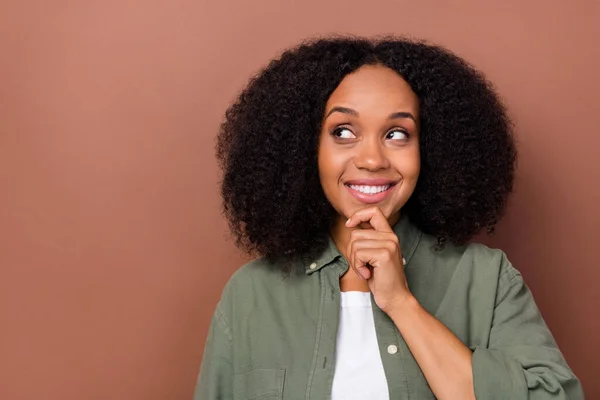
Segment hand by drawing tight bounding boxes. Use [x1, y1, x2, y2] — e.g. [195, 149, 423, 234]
[346, 207, 412, 313]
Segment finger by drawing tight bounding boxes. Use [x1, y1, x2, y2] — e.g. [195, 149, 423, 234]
[348, 236, 399, 280]
[350, 229, 399, 244]
[348, 240, 366, 280]
[352, 249, 372, 280]
[348, 242, 372, 280]
[349, 238, 399, 255]
[353, 248, 392, 279]
[354, 248, 394, 268]
[346, 207, 394, 232]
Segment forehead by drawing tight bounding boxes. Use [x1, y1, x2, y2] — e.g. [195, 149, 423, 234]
[325, 64, 419, 116]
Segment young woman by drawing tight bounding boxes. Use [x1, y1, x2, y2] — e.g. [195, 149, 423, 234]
[195, 37, 583, 399]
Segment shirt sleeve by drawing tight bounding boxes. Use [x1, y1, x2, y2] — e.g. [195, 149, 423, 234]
[193, 304, 234, 400]
[471, 260, 584, 399]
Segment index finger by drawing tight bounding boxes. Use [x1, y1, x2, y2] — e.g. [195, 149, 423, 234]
[346, 207, 393, 233]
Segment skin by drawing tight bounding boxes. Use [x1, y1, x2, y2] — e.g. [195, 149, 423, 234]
[318, 64, 476, 400]
[318, 64, 420, 292]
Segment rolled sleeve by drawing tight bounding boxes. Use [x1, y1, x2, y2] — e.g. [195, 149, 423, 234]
[471, 262, 584, 399]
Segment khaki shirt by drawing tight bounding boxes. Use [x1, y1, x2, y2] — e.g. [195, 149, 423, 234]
[195, 216, 583, 399]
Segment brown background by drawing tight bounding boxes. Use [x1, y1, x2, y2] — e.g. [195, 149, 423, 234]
[1, 0, 599, 399]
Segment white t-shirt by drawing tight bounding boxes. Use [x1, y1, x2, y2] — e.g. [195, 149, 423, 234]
[331, 291, 390, 399]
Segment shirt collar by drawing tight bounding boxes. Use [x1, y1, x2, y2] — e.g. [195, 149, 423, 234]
[305, 213, 422, 275]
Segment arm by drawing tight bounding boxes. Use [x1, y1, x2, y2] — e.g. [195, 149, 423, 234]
[469, 264, 583, 399]
[387, 296, 475, 400]
[193, 305, 234, 400]
[345, 208, 583, 399]
[345, 208, 476, 399]
[387, 262, 583, 400]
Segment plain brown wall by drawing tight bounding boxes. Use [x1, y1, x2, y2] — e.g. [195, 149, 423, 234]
[1, 0, 598, 399]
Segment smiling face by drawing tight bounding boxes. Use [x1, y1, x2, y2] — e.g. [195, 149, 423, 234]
[318, 64, 421, 227]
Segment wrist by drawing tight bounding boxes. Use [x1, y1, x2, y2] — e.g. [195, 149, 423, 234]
[384, 292, 421, 325]
[382, 290, 417, 312]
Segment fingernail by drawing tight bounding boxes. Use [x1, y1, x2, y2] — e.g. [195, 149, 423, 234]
[345, 218, 351, 226]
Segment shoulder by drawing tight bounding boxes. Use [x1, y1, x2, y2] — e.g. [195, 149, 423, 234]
[413, 232, 521, 288]
[224, 257, 293, 290]
[216, 257, 301, 317]
[461, 241, 521, 287]
[414, 234, 528, 330]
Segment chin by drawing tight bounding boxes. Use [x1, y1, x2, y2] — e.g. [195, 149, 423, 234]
[341, 202, 400, 221]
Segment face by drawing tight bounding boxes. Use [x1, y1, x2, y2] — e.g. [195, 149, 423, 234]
[318, 64, 420, 226]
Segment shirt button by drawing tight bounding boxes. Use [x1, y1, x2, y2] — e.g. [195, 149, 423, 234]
[387, 344, 398, 355]
[309, 262, 317, 270]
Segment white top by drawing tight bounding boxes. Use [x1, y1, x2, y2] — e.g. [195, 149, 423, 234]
[331, 291, 390, 400]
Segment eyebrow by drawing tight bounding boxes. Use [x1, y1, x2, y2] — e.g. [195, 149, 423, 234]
[326, 106, 416, 122]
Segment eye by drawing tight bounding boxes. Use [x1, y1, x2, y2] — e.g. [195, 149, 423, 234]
[332, 126, 356, 139]
[386, 129, 409, 141]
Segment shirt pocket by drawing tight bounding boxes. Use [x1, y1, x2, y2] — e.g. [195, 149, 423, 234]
[233, 368, 286, 400]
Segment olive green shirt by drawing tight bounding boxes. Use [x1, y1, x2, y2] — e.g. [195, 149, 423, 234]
[195, 217, 583, 399]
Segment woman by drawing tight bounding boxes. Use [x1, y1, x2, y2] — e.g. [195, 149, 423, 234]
[195, 37, 583, 399]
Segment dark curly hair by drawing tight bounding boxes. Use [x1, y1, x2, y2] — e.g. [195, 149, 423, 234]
[217, 36, 516, 266]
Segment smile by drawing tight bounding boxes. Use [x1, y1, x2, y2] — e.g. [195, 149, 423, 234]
[344, 181, 398, 204]
[348, 184, 390, 194]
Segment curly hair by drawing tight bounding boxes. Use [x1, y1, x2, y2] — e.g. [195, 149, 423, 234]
[217, 36, 516, 266]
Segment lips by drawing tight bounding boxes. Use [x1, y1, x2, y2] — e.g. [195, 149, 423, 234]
[348, 184, 391, 194]
[344, 179, 398, 204]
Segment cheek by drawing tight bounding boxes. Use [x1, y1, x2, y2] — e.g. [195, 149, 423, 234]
[396, 150, 421, 181]
[408, 157, 421, 180]
[318, 141, 347, 182]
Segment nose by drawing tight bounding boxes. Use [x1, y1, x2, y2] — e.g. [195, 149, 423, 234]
[353, 137, 390, 171]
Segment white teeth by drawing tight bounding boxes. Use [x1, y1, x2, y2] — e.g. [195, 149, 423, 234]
[349, 184, 390, 194]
